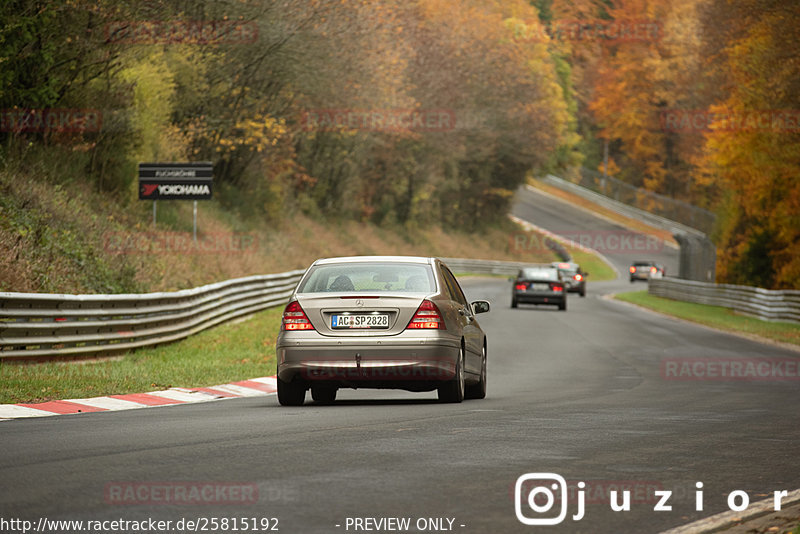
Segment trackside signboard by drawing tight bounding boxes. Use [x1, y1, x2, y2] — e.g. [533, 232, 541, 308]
[138, 162, 213, 200]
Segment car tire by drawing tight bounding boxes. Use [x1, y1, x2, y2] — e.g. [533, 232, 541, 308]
[465, 346, 487, 400]
[511, 298, 518, 308]
[580, 287, 586, 297]
[311, 386, 337, 405]
[558, 300, 567, 311]
[438, 347, 465, 403]
[277, 377, 306, 406]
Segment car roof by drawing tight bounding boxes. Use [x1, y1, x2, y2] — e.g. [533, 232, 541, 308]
[311, 255, 434, 266]
[521, 266, 559, 274]
[552, 261, 579, 269]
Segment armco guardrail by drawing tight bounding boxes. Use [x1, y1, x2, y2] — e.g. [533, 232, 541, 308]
[649, 277, 800, 324]
[443, 258, 549, 276]
[0, 270, 306, 360]
[0, 258, 539, 361]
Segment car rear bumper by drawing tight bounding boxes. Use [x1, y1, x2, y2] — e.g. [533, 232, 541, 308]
[513, 290, 566, 304]
[276, 334, 461, 390]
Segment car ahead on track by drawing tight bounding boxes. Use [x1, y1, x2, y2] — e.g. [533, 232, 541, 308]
[551, 261, 588, 297]
[275, 256, 490, 406]
[511, 266, 567, 311]
[629, 261, 665, 282]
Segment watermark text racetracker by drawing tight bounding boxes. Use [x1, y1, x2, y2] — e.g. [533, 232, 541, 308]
[510, 230, 664, 256]
[0, 108, 102, 133]
[301, 109, 455, 132]
[514, 473, 793, 526]
[661, 358, 800, 381]
[103, 231, 258, 255]
[105, 20, 258, 45]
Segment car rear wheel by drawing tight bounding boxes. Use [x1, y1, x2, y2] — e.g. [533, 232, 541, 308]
[438, 347, 465, 403]
[511, 298, 518, 308]
[277, 377, 306, 406]
[558, 300, 567, 311]
[465, 346, 487, 400]
[311, 386, 337, 405]
[580, 287, 586, 297]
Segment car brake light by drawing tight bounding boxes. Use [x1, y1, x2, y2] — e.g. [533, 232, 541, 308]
[281, 301, 315, 331]
[650, 266, 657, 273]
[629, 266, 636, 273]
[515, 283, 527, 290]
[551, 284, 563, 292]
[558, 262, 570, 269]
[574, 274, 583, 281]
[406, 299, 445, 330]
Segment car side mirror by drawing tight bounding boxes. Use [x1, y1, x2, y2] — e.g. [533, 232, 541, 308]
[471, 300, 490, 314]
[584, 272, 589, 277]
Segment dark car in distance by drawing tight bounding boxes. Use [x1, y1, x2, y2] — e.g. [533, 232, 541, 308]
[511, 266, 567, 311]
[551, 261, 588, 297]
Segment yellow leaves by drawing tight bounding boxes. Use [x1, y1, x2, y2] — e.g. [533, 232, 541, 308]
[217, 114, 288, 154]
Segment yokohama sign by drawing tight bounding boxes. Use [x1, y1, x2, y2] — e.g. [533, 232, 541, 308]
[138, 162, 213, 200]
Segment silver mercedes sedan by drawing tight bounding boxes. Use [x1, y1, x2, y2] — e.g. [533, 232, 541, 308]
[275, 256, 490, 405]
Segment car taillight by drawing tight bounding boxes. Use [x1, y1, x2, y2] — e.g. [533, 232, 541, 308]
[558, 262, 570, 269]
[281, 301, 315, 331]
[629, 266, 636, 273]
[650, 266, 657, 274]
[406, 299, 445, 330]
[551, 283, 564, 292]
[515, 283, 527, 290]
[574, 274, 583, 281]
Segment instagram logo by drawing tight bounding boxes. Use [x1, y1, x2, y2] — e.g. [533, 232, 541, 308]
[515, 473, 584, 525]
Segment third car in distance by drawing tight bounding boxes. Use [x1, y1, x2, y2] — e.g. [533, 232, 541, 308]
[629, 261, 665, 283]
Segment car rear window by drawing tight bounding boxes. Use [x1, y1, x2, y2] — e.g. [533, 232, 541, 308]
[298, 263, 436, 293]
[520, 268, 558, 280]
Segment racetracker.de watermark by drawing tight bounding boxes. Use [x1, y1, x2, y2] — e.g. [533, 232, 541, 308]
[511, 19, 662, 43]
[0, 109, 102, 133]
[104, 482, 259, 505]
[301, 359, 456, 381]
[301, 109, 456, 132]
[105, 20, 258, 45]
[660, 109, 800, 133]
[661, 358, 800, 381]
[103, 231, 258, 255]
[510, 230, 663, 256]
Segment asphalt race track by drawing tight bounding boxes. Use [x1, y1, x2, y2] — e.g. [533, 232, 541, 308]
[1, 189, 798, 534]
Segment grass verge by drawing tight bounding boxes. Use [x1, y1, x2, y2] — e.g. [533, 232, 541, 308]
[568, 247, 617, 282]
[613, 291, 800, 347]
[0, 307, 283, 404]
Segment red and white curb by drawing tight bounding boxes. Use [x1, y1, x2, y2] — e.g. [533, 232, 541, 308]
[0, 376, 278, 421]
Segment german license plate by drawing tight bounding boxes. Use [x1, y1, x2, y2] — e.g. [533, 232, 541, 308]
[532, 283, 550, 291]
[331, 314, 389, 329]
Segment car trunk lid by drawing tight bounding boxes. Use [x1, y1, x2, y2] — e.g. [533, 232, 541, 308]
[295, 294, 426, 336]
